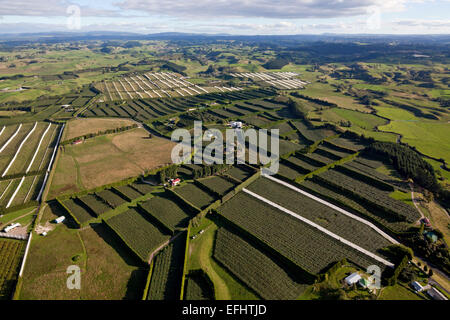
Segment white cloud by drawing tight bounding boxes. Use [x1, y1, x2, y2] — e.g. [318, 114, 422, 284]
[0, 0, 120, 17]
[393, 19, 450, 28]
[116, 0, 413, 19]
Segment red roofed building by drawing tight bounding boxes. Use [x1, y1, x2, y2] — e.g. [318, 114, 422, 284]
[72, 139, 83, 145]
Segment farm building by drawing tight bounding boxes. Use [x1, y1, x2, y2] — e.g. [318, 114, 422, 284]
[229, 121, 243, 129]
[169, 178, 181, 187]
[345, 273, 361, 286]
[72, 139, 83, 145]
[420, 218, 431, 228]
[54, 216, 66, 224]
[4, 223, 21, 233]
[411, 281, 424, 292]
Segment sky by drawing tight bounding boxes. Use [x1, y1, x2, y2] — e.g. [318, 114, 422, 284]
[0, 0, 449, 35]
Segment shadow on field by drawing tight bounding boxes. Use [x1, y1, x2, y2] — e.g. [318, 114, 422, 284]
[47, 200, 79, 229]
[124, 269, 147, 300]
[91, 223, 142, 267]
[91, 223, 147, 300]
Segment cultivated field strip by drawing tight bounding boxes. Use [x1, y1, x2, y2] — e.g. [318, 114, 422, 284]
[0, 124, 22, 153]
[217, 192, 386, 274]
[105, 208, 171, 262]
[316, 169, 420, 223]
[2, 122, 37, 177]
[99, 73, 218, 101]
[0, 123, 64, 208]
[0, 239, 25, 299]
[6, 176, 25, 208]
[214, 227, 310, 300]
[25, 123, 51, 173]
[230, 72, 307, 89]
[147, 233, 186, 300]
[260, 174, 399, 244]
[86, 88, 276, 123]
[243, 188, 394, 268]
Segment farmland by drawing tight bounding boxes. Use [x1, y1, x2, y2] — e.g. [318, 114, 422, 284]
[217, 192, 385, 274]
[2, 34, 449, 302]
[246, 177, 393, 254]
[0, 239, 25, 299]
[195, 176, 237, 196]
[19, 202, 148, 299]
[139, 193, 192, 233]
[48, 128, 175, 198]
[84, 88, 276, 124]
[214, 227, 312, 299]
[147, 232, 186, 300]
[316, 169, 421, 223]
[96, 72, 233, 101]
[0, 121, 62, 210]
[105, 208, 171, 262]
[173, 183, 217, 209]
[63, 118, 136, 141]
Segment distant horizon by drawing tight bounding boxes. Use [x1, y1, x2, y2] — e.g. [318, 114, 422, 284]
[1, 30, 450, 38]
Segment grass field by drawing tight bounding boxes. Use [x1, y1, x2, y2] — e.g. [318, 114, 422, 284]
[379, 120, 450, 163]
[49, 128, 175, 198]
[63, 118, 136, 141]
[20, 208, 147, 300]
[187, 218, 259, 300]
[378, 284, 423, 300]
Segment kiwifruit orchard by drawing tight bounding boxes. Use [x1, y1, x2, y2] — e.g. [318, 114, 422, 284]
[0, 34, 448, 302]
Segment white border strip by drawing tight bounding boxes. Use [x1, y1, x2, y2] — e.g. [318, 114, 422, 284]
[2, 122, 37, 177]
[19, 232, 32, 277]
[0, 123, 22, 153]
[26, 123, 51, 173]
[6, 176, 25, 208]
[47, 124, 64, 172]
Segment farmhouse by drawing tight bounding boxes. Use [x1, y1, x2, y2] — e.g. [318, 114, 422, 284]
[169, 178, 181, 187]
[72, 139, 83, 145]
[420, 217, 431, 228]
[345, 272, 361, 286]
